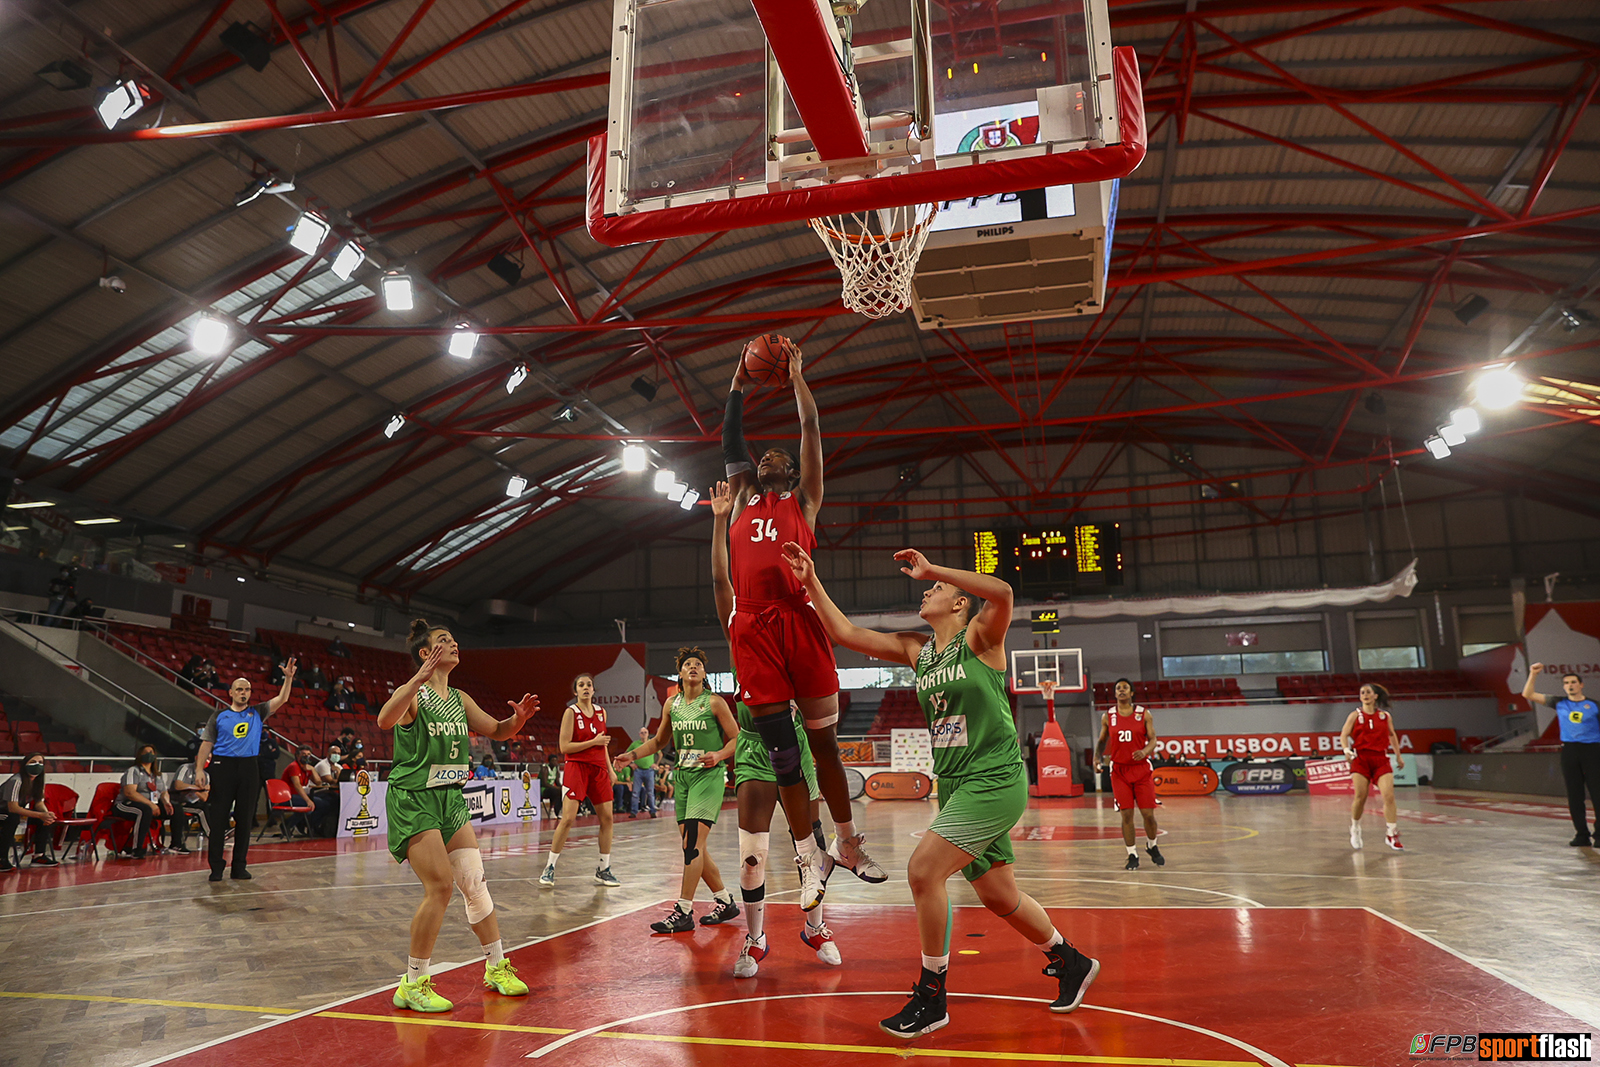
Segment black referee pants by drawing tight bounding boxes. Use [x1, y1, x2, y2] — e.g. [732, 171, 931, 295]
[1560, 741, 1600, 839]
[207, 756, 260, 874]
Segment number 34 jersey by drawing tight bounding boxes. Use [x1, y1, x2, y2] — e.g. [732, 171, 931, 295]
[731, 490, 813, 604]
[390, 683, 471, 790]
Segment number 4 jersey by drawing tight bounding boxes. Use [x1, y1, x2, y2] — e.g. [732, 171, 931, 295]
[731, 490, 812, 603]
[389, 683, 472, 790]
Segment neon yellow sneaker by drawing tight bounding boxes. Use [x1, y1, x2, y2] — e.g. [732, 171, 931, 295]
[484, 959, 529, 996]
[393, 975, 453, 1012]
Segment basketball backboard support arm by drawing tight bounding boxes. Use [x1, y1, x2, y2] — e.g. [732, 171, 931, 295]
[587, 45, 1144, 247]
[750, 0, 870, 160]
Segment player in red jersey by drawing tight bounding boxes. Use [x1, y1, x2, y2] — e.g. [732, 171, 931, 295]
[538, 674, 620, 888]
[1339, 682, 1405, 851]
[1093, 679, 1164, 870]
[722, 336, 885, 910]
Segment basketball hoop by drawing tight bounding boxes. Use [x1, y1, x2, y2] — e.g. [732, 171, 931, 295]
[1040, 680, 1058, 704]
[808, 202, 939, 319]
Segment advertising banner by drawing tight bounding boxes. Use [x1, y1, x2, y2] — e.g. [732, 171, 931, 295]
[1459, 602, 1600, 737]
[1152, 765, 1218, 796]
[890, 729, 935, 775]
[1221, 761, 1297, 795]
[1154, 728, 1455, 761]
[1032, 718, 1082, 797]
[338, 773, 542, 840]
[865, 772, 933, 800]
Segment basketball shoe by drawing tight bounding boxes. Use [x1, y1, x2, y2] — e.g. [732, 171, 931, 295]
[734, 933, 769, 978]
[801, 921, 842, 965]
[829, 833, 888, 883]
[1044, 942, 1100, 1013]
[880, 969, 949, 1039]
[394, 976, 452, 1013]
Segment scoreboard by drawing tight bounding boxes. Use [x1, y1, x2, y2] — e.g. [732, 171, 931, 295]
[972, 523, 1124, 596]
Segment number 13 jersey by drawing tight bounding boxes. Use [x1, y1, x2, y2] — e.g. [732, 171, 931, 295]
[390, 683, 471, 790]
[732, 491, 813, 604]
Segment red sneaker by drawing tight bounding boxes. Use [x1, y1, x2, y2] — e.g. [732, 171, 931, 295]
[1385, 832, 1404, 851]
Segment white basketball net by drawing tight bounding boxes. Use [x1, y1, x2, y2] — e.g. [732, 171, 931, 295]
[808, 202, 939, 319]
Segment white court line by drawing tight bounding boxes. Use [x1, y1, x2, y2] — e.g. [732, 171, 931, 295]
[525, 989, 1292, 1066]
[1361, 907, 1600, 1029]
[1011, 876, 1263, 908]
[130, 899, 664, 1067]
[1126, 869, 1600, 895]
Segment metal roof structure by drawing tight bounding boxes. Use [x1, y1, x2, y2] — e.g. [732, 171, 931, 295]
[1, 0, 1596, 612]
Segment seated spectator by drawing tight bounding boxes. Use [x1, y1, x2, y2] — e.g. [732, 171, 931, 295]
[179, 654, 205, 693]
[310, 745, 343, 836]
[1, 753, 60, 871]
[68, 597, 100, 624]
[112, 746, 172, 859]
[186, 719, 206, 761]
[168, 759, 210, 854]
[194, 660, 221, 691]
[282, 746, 331, 836]
[540, 757, 562, 819]
[472, 755, 497, 780]
[336, 726, 360, 757]
[303, 663, 329, 691]
[44, 566, 75, 626]
[328, 635, 350, 658]
[270, 659, 287, 685]
[324, 680, 355, 714]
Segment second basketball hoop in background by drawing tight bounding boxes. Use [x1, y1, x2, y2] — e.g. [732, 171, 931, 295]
[809, 203, 940, 319]
[741, 334, 792, 387]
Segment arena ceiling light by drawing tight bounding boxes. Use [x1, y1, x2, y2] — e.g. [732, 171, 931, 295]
[653, 469, 676, 493]
[1474, 367, 1524, 410]
[75, 517, 121, 525]
[506, 474, 528, 497]
[621, 443, 647, 472]
[665, 481, 687, 502]
[551, 404, 578, 423]
[288, 212, 331, 256]
[679, 488, 700, 510]
[190, 315, 230, 356]
[1437, 422, 1467, 447]
[1423, 436, 1451, 460]
[447, 323, 479, 359]
[383, 413, 406, 439]
[95, 79, 146, 128]
[330, 241, 364, 280]
[505, 363, 529, 394]
[381, 272, 414, 311]
[7, 501, 56, 509]
[1448, 407, 1481, 434]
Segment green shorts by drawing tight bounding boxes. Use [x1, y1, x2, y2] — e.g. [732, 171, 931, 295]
[929, 764, 1027, 882]
[674, 765, 728, 824]
[386, 783, 471, 864]
[733, 729, 821, 801]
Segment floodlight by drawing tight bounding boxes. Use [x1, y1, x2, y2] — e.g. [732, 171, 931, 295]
[448, 323, 479, 359]
[506, 474, 528, 497]
[1423, 436, 1451, 460]
[1438, 422, 1466, 447]
[236, 575, 247, 583]
[679, 488, 700, 510]
[330, 241, 364, 280]
[653, 469, 676, 493]
[190, 316, 230, 355]
[1474, 367, 1524, 410]
[6, 501, 55, 509]
[75, 517, 120, 525]
[288, 212, 331, 256]
[382, 272, 414, 311]
[384, 414, 406, 439]
[96, 79, 144, 128]
[666, 481, 687, 502]
[506, 363, 529, 394]
[551, 404, 578, 423]
[621, 444, 647, 472]
[1449, 407, 1481, 434]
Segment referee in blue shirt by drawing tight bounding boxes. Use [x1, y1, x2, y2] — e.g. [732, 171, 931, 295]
[1524, 663, 1600, 847]
[196, 659, 296, 880]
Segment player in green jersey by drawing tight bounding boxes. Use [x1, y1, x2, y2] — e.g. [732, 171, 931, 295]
[614, 645, 741, 934]
[784, 546, 1100, 1039]
[377, 619, 539, 1014]
[710, 480, 843, 978]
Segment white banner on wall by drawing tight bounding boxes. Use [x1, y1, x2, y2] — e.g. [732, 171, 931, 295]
[338, 776, 541, 841]
[592, 646, 649, 734]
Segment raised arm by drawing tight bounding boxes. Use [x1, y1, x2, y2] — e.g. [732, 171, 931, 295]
[789, 341, 824, 525]
[264, 657, 297, 716]
[1522, 662, 1551, 706]
[783, 541, 925, 667]
[461, 690, 538, 742]
[377, 646, 444, 730]
[724, 357, 758, 508]
[893, 549, 1013, 664]
[709, 480, 735, 629]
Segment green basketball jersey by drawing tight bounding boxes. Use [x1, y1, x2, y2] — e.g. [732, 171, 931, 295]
[390, 683, 472, 790]
[670, 688, 722, 760]
[914, 628, 1022, 779]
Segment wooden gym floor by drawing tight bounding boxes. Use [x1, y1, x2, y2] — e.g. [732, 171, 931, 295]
[0, 787, 1595, 1067]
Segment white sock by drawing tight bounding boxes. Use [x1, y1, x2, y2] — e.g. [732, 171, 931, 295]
[1146, 837, 1158, 848]
[921, 953, 949, 974]
[795, 834, 819, 860]
[482, 939, 505, 965]
[546, 850, 560, 869]
[714, 887, 734, 904]
[406, 956, 428, 982]
[805, 904, 824, 933]
[678, 898, 693, 913]
[1126, 845, 1137, 856]
[746, 897, 766, 941]
[1386, 822, 1398, 834]
[835, 819, 856, 842]
[598, 853, 610, 869]
[1035, 929, 1064, 951]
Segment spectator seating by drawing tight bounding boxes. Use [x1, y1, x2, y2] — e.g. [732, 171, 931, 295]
[1275, 670, 1488, 702]
[1091, 678, 1244, 709]
[866, 689, 926, 734]
[41, 783, 96, 858]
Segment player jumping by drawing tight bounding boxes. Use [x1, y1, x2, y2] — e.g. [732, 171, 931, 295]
[721, 336, 885, 909]
[1093, 679, 1164, 870]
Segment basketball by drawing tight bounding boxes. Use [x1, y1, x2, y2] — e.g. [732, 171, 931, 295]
[742, 334, 792, 387]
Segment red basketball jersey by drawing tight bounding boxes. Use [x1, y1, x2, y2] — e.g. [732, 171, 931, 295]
[1106, 706, 1149, 764]
[731, 490, 813, 603]
[566, 704, 608, 765]
[1350, 708, 1390, 752]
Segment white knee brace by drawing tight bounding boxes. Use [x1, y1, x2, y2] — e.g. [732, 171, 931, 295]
[739, 829, 769, 893]
[449, 848, 494, 925]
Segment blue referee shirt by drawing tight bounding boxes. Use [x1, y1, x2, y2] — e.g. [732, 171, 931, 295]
[1556, 698, 1600, 744]
[203, 704, 268, 758]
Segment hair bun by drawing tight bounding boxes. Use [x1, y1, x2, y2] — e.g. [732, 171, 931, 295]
[409, 618, 431, 638]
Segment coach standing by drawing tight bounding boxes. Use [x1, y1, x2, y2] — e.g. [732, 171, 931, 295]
[1523, 663, 1600, 847]
[196, 659, 296, 880]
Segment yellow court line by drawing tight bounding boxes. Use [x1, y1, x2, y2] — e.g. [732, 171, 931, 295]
[316, 1010, 568, 1035]
[0, 990, 293, 1014]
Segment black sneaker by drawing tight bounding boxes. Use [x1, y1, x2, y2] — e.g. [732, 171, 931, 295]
[1123, 853, 1139, 871]
[1145, 844, 1165, 867]
[650, 906, 695, 934]
[32, 856, 60, 868]
[172, 845, 193, 855]
[0, 861, 14, 874]
[1571, 834, 1593, 847]
[208, 870, 224, 882]
[880, 969, 949, 1039]
[1043, 943, 1100, 1013]
[700, 898, 741, 926]
[230, 869, 252, 880]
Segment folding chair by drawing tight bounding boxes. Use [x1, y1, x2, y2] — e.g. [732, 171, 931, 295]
[259, 779, 314, 840]
[42, 783, 95, 861]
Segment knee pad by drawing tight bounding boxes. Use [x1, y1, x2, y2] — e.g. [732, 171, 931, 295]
[753, 712, 803, 787]
[738, 829, 769, 893]
[682, 819, 707, 865]
[449, 848, 494, 925]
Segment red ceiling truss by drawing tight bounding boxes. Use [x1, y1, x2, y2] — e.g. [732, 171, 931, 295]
[0, 0, 1597, 608]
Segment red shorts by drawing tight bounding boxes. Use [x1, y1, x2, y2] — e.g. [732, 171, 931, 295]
[563, 759, 613, 806]
[1110, 760, 1156, 811]
[1348, 750, 1392, 782]
[729, 599, 839, 715]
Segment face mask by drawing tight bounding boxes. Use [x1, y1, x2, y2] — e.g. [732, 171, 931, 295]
[140, 752, 157, 765]
[23, 763, 43, 776]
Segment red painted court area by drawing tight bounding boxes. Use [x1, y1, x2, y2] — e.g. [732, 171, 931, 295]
[152, 906, 1587, 1067]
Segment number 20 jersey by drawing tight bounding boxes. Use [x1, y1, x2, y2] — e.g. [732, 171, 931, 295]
[731, 491, 813, 604]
